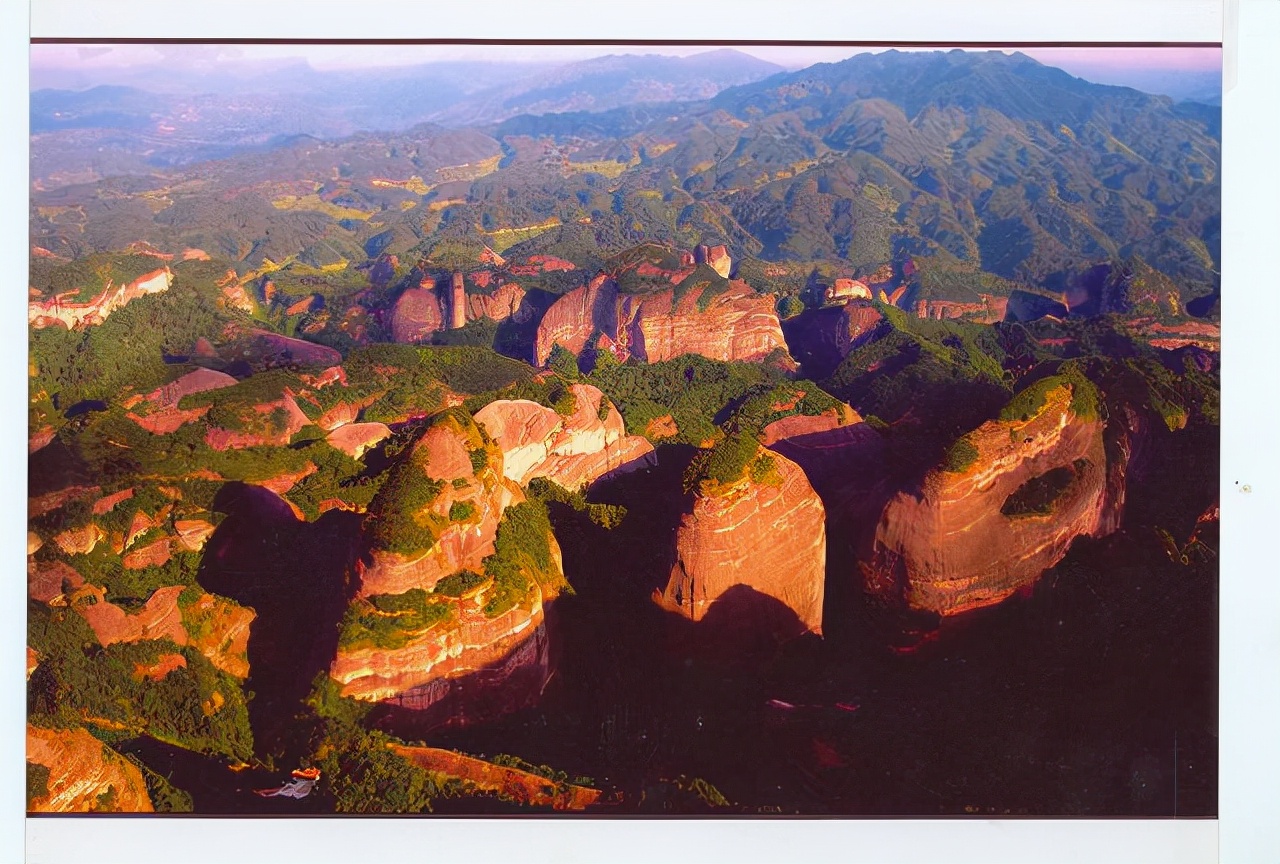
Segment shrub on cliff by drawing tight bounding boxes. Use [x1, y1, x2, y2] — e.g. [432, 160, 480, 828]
[337, 589, 453, 651]
[481, 501, 563, 618]
[364, 470, 446, 556]
[942, 438, 980, 473]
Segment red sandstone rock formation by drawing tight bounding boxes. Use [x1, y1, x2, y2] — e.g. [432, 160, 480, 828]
[449, 271, 467, 330]
[182, 593, 254, 679]
[28, 427, 56, 454]
[388, 743, 601, 810]
[865, 382, 1119, 616]
[390, 286, 445, 343]
[658, 448, 826, 640]
[26, 725, 154, 813]
[914, 295, 1008, 324]
[28, 559, 84, 604]
[173, 519, 216, 552]
[825, 278, 872, 303]
[28, 267, 172, 330]
[92, 488, 135, 516]
[53, 524, 104, 556]
[337, 561, 561, 720]
[74, 585, 188, 648]
[204, 392, 311, 451]
[474, 384, 656, 489]
[254, 462, 318, 495]
[316, 392, 381, 431]
[123, 537, 172, 570]
[694, 244, 732, 278]
[464, 281, 529, 324]
[534, 275, 792, 368]
[327, 422, 392, 459]
[133, 652, 187, 682]
[760, 405, 861, 446]
[355, 415, 522, 599]
[645, 414, 679, 440]
[533, 275, 619, 365]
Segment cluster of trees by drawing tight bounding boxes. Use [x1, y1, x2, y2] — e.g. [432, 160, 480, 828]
[27, 603, 253, 763]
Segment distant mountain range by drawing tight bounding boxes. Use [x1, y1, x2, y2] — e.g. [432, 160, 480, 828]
[30, 49, 1219, 306]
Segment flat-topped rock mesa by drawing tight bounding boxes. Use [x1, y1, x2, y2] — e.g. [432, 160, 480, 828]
[28, 267, 172, 330]
[534, 274, 793, 368]
[26, 725, 153, 813]
[864, 378, 1121, 617]
[474, 383, 655, 489]
[354, 410, 522, 599]
[657, 438, 826, 643]
[124, 367, 238, 434]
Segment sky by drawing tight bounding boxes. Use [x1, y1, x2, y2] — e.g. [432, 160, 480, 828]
[28, 42, 1221, 76]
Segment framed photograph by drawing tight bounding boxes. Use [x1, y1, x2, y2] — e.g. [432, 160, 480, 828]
[14, 1, 1277, 861]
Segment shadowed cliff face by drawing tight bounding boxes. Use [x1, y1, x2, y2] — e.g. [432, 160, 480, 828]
[197, 482, 363, 763]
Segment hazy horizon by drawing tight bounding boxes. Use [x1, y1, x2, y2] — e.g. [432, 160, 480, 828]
[29, 43, 1222, 101]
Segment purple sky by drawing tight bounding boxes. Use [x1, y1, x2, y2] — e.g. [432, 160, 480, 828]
[28, 44, 1221, 98]
[29, 43, 1221, 72]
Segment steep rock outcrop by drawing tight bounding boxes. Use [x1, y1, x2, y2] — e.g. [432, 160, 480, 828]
[533, 275, 619, 365]
[327, 422, 392, 459]
[390, 286, 445, 343]
[331, 556, 558, 721]
[534, 275, 792, 368]
[865, 382, 1118, 616]
[465, 281, 529, 324]
[26, 725, 153, 813]
[782, 302, 885, 379]
[73, 584, 188, 647]
[69, 583, 253, 678]
[28, 267, 172, 330]
[474, 384, 655, 489]
[915, 295, 1007, 324]
[658, 447, 826, 640]
[355, 412, 520, 599]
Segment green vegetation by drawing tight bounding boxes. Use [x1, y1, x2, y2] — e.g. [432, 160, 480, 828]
[364, 467, 445, 556]
[433, 570, 488, 598]
[481, 501, 562, 618]
[127, 754, 195, 812]
[26, 762, 50, 808]
[999, 367, 1100, 423]
[683, 430, 764, 494]
[547, 344, 581, 380]
[527, 477, 628, 529]
[337, 589, 453, 651]
[448, 501, 476, 523]
[30, 253, 167, 303]
[316, 727, 458, 814]
[942, 438, 980, 473]
[1000, 462, 1085, 518]
[27, 603, 253, 762]
[284, 442, 386, 521]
